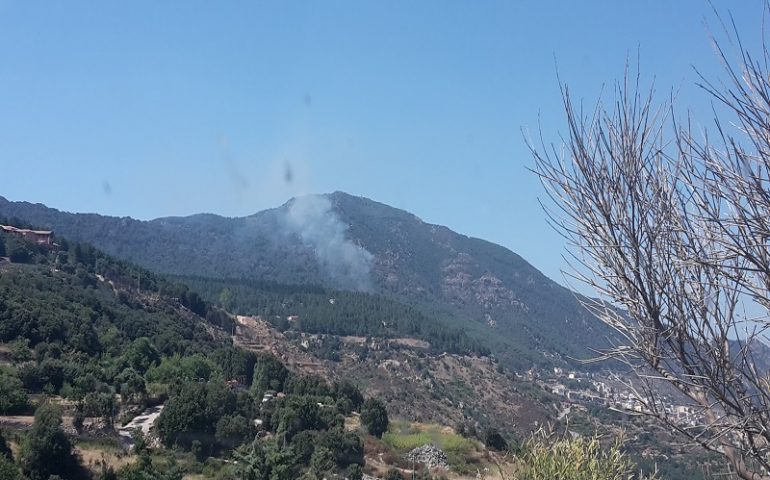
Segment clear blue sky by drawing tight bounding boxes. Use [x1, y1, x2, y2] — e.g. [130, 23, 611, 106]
[0, 1, 762, 285]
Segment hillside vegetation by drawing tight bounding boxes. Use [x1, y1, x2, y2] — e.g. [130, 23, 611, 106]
[176, 276, 491, 357]
[0, 223, 682, 480]
[0, 192, 612, 370]
[0, 227, 380, 479]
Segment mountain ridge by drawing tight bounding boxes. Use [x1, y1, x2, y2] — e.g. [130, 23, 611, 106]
[0, 191, 612, 369]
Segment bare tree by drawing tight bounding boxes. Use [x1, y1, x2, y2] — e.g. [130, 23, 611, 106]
[530, 11, 770, 480]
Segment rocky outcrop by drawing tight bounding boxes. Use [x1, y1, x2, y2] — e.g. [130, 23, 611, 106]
[406, 444, 449, 469]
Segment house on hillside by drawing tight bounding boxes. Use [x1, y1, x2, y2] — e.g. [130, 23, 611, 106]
[1, 225, 54, 246]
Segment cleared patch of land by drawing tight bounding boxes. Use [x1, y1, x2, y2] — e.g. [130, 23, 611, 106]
[117, 405, 164, 449]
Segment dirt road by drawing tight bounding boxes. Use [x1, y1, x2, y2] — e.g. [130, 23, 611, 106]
[117, 405, 164, 450]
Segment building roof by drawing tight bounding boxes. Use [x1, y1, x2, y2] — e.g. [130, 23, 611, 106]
[0, 225, 53, 235]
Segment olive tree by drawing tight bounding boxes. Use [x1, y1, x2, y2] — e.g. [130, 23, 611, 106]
[360, 398, 388, 438]
[531, 7, 770, 480]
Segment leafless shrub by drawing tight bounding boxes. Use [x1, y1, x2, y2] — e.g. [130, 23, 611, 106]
[530, 6, 770, 479]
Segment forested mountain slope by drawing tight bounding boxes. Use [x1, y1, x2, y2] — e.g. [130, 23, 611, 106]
[0, 192, 612, 368]
[0, 226, 245, 399]
[0, 228, 392, 479]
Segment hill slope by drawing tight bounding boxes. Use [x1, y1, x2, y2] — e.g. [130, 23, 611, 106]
[0, 192, 611, 368]
[0, 227, 257, 404]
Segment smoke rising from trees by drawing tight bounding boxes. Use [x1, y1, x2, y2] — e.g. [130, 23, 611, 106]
[282, 194, 374, 291]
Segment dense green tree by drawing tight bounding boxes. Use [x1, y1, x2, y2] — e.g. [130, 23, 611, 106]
[0, 372, 28, 414]
[115, 368, 146, 404]
[190, 440, 205, 462]
[123, 338, 160, 374]
[155, 380, 237, 450]
[83, 392, 117, 426]
[5, 235, 31, 263]
[215, 414, 253, 449]
[309, 446, 335, 477]
[145, 354, 218, 384]
[233, 439, 268, 480]
[290, 430, 318, 465]
[360, 398, 389, 438]
[230, 438, 301, 479]
[18, 403, 87, 480]
[132, 429, 149, 458]
[285, 374, 332, 397]
[73, 404, 85, 432]
[333, 380, 363, 413]
[9, 340, 32, 363]
[18, 359, 64, 393]
[204, 380, 236, 421]
[252, 354, 289, 394]
[0, 455, 21, 480]
[484, 427, 508, 452]
[265, 443, 296, 480]
[318, 428, 364, 468]
[0, 430, 12, 458]
[211, 347, 257, 384]
[0, 233, 5, 257]
[272, 396, 324, 442]
[155, 382, 208, 448]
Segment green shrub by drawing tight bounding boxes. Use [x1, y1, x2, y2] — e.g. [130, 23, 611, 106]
[383, 425, 475, 455]
[441, 433, 475, 453]
[0, 372, 28, 414]
[484, 427, 508, 451]
[382, 432, 431, 451]
[384, 468, 404, 480]
[515, 431, 658, 480]
[361, 398, 389, 438]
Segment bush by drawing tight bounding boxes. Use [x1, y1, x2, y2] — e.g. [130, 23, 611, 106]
[484, 427, 507, 451]
[310, 446, 335, 476]
[0, 455, 21, 480]
[384, 468, 404, 480]
[318, 428, 364, 468]
[516, 431, 659, 480]
[382, 431, 431, 451]
[6, 236, 32, 263]
[360, 398, 388, 438]
[0, 373, 28, 414]
[18, 404, 88, 480]
[345, 463, 363, 480]
[0, 430, 11, 459]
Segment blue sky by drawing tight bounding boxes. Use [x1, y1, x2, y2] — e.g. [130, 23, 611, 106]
[0, 1, 763, 285]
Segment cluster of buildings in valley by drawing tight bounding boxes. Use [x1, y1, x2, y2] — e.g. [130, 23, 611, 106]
[540, 367, 702, 427]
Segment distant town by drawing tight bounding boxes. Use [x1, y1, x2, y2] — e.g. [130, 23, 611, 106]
[533, 367, 701, 428]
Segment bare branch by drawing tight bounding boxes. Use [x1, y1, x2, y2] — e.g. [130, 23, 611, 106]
[529, 24, 770, 477]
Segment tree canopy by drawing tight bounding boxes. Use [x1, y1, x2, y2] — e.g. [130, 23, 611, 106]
[360, 398, 389, 438]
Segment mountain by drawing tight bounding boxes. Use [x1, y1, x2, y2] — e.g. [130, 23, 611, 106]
[0, 230, 250, 403]
[0, 192, 612, 369]
[0, 199, 720, 480]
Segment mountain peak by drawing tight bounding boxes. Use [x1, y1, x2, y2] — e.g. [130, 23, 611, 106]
[0, 193, 609, 369]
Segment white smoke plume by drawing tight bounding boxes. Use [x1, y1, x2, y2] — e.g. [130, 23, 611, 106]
[283, 194, 374, 291]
